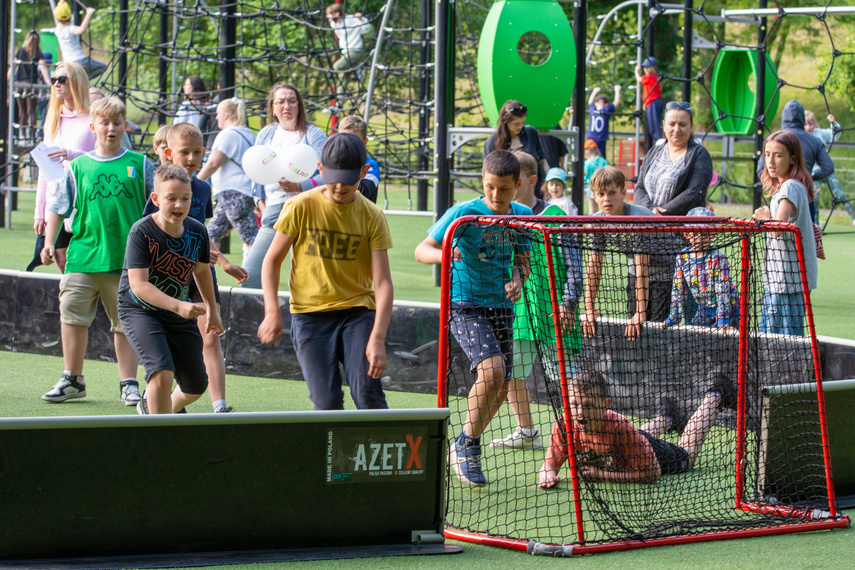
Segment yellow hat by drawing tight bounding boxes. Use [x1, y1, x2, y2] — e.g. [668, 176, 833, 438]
[54, 2, 72, 21]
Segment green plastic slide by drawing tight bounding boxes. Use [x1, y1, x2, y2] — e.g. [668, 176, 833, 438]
[711, 48, 780, 135]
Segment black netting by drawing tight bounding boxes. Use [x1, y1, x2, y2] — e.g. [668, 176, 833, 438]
[440, 215, 844, 547]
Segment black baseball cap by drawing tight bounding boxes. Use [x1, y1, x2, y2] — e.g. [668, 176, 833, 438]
[321, 132, 367, 185]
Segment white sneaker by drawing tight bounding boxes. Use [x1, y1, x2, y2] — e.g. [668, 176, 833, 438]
[120, 380, 141, 406]
[42, 374, 86, 402]
[489, 428, 542, 450]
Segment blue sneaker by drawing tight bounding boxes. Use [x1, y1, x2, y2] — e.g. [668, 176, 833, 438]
[448, 438, 487, 487]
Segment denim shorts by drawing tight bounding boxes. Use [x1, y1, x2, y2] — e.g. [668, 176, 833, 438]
[450, 303, 514, 378]
[759, 290, 805, 336]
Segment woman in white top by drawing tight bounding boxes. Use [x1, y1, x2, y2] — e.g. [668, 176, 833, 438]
[34, 61, 94, 273]
[197, 97, 258, 252]
[241, 83, 327, 289]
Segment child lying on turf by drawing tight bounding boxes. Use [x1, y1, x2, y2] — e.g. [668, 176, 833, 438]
[538, 369, 736, 488]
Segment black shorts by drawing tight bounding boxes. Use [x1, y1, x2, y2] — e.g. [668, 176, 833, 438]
[626, 277, 671, 323]
[640, 430, 691, 475]
[119, 304, 208, 395]
[55, 226, 73, 249]
[188, 266, 221, 305]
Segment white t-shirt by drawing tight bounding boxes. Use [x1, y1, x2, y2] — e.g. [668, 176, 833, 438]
[55, 24, 86, 62]
[332, 15, 373, 52]
[764, 179, 818, 293]
[211, 126, 254, 197]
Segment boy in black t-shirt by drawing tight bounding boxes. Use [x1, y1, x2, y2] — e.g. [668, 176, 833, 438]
[118, 164, 223, 414]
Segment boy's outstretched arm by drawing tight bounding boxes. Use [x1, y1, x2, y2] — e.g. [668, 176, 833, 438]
[192, 261, 223, 334]
[580, 462, 661, 483]
[367, 249, 394, 379]
[40, 211, 65, 265]
[581, 250, 604, 337]
[587, 87, 600, 106]
[626, 253, 649, 340]
[257, 231, 294, 344]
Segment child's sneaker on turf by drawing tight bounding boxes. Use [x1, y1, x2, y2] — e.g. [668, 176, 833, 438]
[448, 438, 486, 487]
[136, 390, 149, 415]
[214, 406, 235, 413]
[659, 396, 689, 434]
[42, 374, 86, 402]
[120, 380, 141, 406]
[708, 371, 738, 411]
[489, 427, 542, 450]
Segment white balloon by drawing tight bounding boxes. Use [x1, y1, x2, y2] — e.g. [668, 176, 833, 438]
[280, 144, 319, 183]
[242, 145, 286, 186]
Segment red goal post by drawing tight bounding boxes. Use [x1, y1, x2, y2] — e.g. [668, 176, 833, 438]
[436, 214, 849, 555]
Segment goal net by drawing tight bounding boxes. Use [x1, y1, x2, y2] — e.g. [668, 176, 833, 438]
[436, 214, 849, 555]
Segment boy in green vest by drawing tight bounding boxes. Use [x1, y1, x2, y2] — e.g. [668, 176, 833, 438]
[41, 97, 155, 405]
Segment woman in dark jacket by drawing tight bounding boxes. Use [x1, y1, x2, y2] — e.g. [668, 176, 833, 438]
[483, 100, 548, 195]
[634, 102, 713, 216]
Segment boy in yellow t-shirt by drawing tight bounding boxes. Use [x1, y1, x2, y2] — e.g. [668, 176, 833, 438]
[257, 132, 394, 410]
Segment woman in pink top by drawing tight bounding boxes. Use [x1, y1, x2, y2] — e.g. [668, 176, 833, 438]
[35, 61, 94, 272]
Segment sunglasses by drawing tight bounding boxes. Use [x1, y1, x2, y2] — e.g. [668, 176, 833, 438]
[666, 101, 692, 112]
[50, 76, 68, 86]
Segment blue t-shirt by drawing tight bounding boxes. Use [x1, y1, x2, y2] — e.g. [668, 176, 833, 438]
[427, 197, 533, 308]
[143, 175, 213, 225]
[587, 102, 616, 142]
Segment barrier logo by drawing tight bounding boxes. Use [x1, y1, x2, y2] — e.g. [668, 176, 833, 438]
[326, 426, 428, 484]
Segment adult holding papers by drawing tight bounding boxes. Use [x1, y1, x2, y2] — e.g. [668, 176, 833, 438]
[34, 61, 94, 273]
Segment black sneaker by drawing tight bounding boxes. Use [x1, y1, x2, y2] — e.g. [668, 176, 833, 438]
[42, 374, 86, 402]
[708, 371, 738, 411]
[659, 396, 689, 434]
[136, 390, 149, 415]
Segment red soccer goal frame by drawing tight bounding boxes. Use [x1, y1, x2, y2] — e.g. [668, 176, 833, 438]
[436, 215, 850, 555]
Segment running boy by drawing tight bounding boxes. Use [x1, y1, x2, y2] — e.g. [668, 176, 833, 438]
[143, 122, 247, 413]
[581, 166, 672, 341]
[490, 153, 582, 451]
[415, 149, 532, 486]
[40, 97, 153, 404]
[257, 132, 394, 410]
[538, 369, 736, 488]
[119, 164, 222, 414]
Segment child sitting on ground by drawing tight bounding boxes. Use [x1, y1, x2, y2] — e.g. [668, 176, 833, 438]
[544, 167, 577, 216]
[119, 165, 222, 415]
[538, 369, 737, 488]
[662, 207, 738, 329]
[414, 149, 532, 486]
[583, 140, 608, 215]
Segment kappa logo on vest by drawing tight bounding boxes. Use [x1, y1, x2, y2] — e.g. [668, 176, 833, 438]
[89, 173, 134, 200]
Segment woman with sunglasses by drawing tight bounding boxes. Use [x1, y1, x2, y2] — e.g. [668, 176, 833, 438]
[483, 100, 549, 196]
[634, 101, 713, 216]
[34, 61, 94, 273]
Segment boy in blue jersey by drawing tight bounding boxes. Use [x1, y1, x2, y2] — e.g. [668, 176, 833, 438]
[415, 150, 532, 486]
[141, 123, 247, 413]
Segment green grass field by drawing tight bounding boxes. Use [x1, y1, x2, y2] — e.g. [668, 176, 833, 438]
[1, 191, 853, 568]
